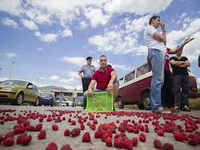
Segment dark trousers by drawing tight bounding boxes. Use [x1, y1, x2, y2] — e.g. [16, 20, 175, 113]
[173, 75, 189, 108]
[82, 78, 92, 93]
[161, 70, 174, 108]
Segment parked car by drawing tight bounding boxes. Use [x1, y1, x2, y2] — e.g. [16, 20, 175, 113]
[0, 80, 40, 105]
[39, 92, 55, 106]
[117, 62, 199, 110]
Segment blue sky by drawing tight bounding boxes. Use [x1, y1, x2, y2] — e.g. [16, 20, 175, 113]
[0, 0, 200, 89]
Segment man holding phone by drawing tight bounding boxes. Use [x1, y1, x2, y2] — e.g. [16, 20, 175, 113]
[144, 15, 171, 114]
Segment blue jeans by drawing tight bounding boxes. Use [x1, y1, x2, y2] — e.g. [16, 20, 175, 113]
[83, 89, 106, 108]
[147, 49, 165, 111]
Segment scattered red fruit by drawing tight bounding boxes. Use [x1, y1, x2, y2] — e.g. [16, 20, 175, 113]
[38, 130, 46, 139]
[132, 137, 138, 146]
[71, 128, 81, 137]
[105, 137, 112, 147]
[188, 137, 199, 146]
[154, 139, 162, 149]
[52, 124, 58, 131]
[139, 133, 146, 142]
[3, 137, 14, 146]
[123, 138, 133, 150]
[5, 132, 14, 139]
[21, 135, 32, 145]
[114, 138, 124, 148]
[45, 142, 58, 150]
[157, 129, 165, 136]
[61, 144, 72, 150]
[163, 143, 174, 150]
[35, 123, 43, 131]
[82, 132, 91, 142]
[64, 129, 70, 136]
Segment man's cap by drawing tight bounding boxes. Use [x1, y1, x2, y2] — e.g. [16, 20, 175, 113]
[86, 56, 93, 60]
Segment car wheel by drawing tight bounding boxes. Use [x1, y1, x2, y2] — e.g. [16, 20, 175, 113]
[142, 92, 151, 110]
[117, 97, 124, 109]
[12, 93, 24, 105]
[35, 98, 40, 106]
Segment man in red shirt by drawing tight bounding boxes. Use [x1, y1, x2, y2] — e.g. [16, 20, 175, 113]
[83, 55, 117, 109]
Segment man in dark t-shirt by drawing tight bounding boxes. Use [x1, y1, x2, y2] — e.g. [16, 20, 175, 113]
[170, 49, 190, 112]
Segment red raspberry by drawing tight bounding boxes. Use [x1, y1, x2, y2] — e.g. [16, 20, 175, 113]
[0, 136, 5, 143]
[21, 135, 32, 145]
[114, 138, 124, 148]
[71, 128, 81, 137]
[163, 143, 174, 150]
[61, 144, 72, 150]
[35, 123, 43, 131]
[132, 137, 138, 146]
[105, 137, 112, 147]
[173, 132, 184, 142]
[80, 124, 85, 130]
[14, 125, 25, 134]
[94, 130, 101, 138]
[123, 138, 133, 150]
[157, 129, 165, 136]
[3, 137, 14, 146]
[64, 129, 70, 136]
[82, 132, 91, 142]
[188, 137, 199, 146]
[17, 133, 28, 144]
[45, 142, 58, 150]
[52, 124, 58, 131]
[154, 139, 162, 149]
[5, 132, 14, 139]
[139, 133, 146, 142]
[38, 130, 46, 139]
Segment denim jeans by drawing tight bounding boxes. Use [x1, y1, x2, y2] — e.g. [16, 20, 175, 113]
[173, 75, 189, 108]
[83, 89, 106, 108]
[147, 49, 165, 111]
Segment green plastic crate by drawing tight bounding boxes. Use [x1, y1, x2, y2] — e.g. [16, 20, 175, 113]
[86, 92, 113, 112]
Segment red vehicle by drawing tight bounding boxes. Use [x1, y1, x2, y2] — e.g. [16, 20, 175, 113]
[117, 62, 199, 110]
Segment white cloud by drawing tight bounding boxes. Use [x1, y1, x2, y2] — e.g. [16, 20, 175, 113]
[67, 71, 79, 78]
[1, 18, 18, 28]
[62, 56, 85, 66]
[0, 0, 22, 16]
[21, 19, 38, 30]
[167, 18, 200, 62]
[39, 32, 58, 43]
[84, 7, 110, 28]
[89, 15, 149, 55]
[50, 75, 60, 80]
[61, 27, 73, 37]
[4, 53, 17, 59]
[79, 21, 88, 29]
[104, 0, 173, 14]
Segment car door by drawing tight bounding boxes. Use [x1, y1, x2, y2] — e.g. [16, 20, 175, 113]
[25, 83, 35, 101]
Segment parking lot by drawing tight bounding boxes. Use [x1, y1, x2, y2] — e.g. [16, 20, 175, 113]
[0, 105, 200, 150]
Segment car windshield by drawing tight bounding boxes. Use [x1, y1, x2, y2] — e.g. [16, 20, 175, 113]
[41, 93, 53, 98]
[0, 80, 27, 86]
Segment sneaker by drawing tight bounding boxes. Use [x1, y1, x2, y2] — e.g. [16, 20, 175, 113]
[173, 106, 180, 113]
[182, 105, 191, 112]
[153, 107, 172, 114]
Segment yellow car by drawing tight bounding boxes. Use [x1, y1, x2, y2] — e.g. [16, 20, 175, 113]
[0, 80, 40, 105]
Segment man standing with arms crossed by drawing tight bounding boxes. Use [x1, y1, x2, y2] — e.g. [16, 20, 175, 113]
[144, 15, 171, 114]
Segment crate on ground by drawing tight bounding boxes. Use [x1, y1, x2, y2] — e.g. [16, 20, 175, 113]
[86, 92, 113, 112]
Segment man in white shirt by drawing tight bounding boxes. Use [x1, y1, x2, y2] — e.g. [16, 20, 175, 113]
[144, 15, 171, 114]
